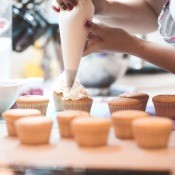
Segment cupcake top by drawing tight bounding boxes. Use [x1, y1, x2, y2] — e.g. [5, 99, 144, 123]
[16, 117, 52, 126]
[108, 98, 141, 106]
[132, 118, 173, 130]
[111, 110, 149, 121]
[57, 110, 90, 119]
[119, 92, 149, 99]
[16, 95, 49, 103]
[54, 72, 91, 101]
[72, 117, 111, 129]
[152, 95, 175, 103]
[2, 109, 41, 119]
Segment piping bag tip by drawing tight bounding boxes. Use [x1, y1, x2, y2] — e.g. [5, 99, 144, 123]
[65, 69, 77, 91]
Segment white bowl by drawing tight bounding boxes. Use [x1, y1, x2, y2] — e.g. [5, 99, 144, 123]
[0, 80, 22, 115]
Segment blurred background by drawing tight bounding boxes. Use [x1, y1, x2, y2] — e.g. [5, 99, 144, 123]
[0, 0, 174, 97]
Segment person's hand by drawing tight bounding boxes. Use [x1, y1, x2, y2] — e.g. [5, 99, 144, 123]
[52, 0, 107, 14]
[83, 20, 136, 56]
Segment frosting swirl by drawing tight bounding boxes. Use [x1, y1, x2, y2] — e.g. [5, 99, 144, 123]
[54, 72, 89, 100]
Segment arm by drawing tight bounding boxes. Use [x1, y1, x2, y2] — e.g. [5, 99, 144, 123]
[95, 0, 166, 34]
[132, 37, 175, 74]
[84, 20, 175, 74]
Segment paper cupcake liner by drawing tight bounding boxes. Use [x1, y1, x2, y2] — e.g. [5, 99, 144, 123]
[53, 93, 63, 111]
[62, 100, 93, 113]
[153, 102, 175, 120]
[108, 104, 142, 114]
[16, 103, 48, 115]
[132, 127, 171, 149]
[136, 97, 149, 111]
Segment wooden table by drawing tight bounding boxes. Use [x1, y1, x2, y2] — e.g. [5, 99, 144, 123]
[0, 121, 175, 175]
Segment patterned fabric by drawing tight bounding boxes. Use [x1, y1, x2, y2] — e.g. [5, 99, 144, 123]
[158, 1, 175, 45]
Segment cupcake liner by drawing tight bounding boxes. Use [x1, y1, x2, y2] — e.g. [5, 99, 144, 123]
[16, 102, 48, 115]
[62, 100, 93, 113]
[53, 92, 63, 111]
[153, 102, 175, 120]
[136, 97, 149, 111]
[133, 128, 171, 149]
[108, 104, 142, 114]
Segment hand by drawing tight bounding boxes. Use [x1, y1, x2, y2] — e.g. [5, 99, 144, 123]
[52, 0, 107, 14]
[83, 20, 136, 56]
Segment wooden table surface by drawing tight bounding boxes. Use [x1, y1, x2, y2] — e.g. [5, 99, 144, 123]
[0, 121, 175, 175]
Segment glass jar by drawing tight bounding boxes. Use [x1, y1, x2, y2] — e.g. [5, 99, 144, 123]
[0, 0, 12, 78]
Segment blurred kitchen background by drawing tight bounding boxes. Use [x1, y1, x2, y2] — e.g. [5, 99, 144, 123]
[1, 0, 175, 98]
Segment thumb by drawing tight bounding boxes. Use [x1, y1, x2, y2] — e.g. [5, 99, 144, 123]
[84, 20, 104, 36]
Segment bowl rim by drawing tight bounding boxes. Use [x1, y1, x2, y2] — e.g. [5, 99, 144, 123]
[0, 79, 23, 88]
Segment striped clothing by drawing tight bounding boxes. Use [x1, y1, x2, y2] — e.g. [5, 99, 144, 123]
[158, 1, 175, 46]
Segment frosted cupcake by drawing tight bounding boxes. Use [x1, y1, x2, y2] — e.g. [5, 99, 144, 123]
[61, 83, 93, 113]
[111, 110, 150, 139]
[16, 95, 49, 115]
[53, 72, 66, 111]
[108, 98, 142, 114]
[15, 117, 53, 145]
[152, 95, 175, 120]
[119, 92, 149, 111]
[132, 118, 173, 149]
[72, 117, 111, 147]
[57, 110, 90, 138]
[2, 109, 41, 137]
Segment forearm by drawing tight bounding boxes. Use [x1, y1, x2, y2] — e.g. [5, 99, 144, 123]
[95, 0, 160, 34]
[131, 37, 175, 74]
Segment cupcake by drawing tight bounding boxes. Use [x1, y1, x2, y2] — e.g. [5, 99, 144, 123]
[152, 95, 175, 120]
[53, 72, 66, 111]
[119, 92, 149, 111]
[111, 110, 150, 139]
[15, 117, 53, 145]
[108, 98, 142, 114]
[57, 110, 90, 138]
[53, 72, 93, 112]
[72, 117, 111, 147]
[132, 118, 173, 149]
[16, 95, 49, 115]
[61, 83, 93, 112]
[2, 109, 41, 137]
[53, 92, 63, 111]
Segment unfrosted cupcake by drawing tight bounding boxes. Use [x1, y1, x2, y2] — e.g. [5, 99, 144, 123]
[111, 110, 149, 139]
[16, 95, 49, 115]
[15, 117, 53, 145]
[152, 95, 175, 120]
[108, 98, 142, 114]
[61, 84, 93, 112]
[119, 92, 149, 111]
[132, 118, 173, 149]
[2, 109, 41, 137]
[72, 117, 111, 147]
[57, 110, 90, 138]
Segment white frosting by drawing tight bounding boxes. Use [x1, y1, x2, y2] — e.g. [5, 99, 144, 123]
[54, 72, 89, 101]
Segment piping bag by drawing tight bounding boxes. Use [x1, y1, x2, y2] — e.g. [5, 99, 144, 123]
[58, 0, 95, 90]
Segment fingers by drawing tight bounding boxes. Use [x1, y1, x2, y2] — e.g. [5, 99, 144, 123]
[83, 36, 102, 56]
[52, 0, 78, 12]
[84, 20, 105, 37]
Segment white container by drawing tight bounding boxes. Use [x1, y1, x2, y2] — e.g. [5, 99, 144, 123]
[0, 0, 12, 78]
[170, 0, 175, 20]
